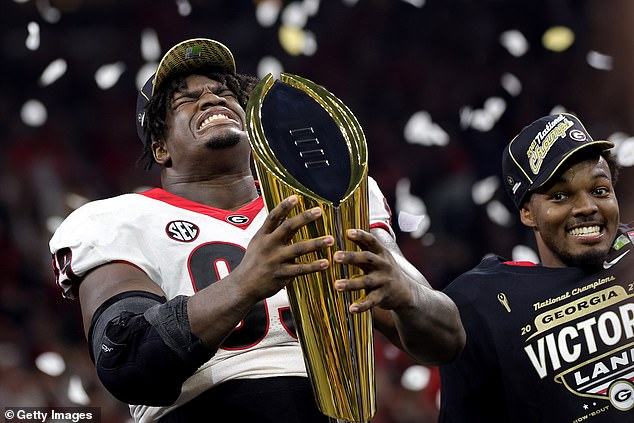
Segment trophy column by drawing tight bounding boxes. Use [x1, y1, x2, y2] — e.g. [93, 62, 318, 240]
[246, 73, 375, 423]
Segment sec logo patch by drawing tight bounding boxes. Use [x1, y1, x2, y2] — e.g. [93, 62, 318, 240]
[166, 220, 200, 242]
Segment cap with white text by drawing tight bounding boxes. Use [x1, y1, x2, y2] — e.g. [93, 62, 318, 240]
[501, 113, 614, 209]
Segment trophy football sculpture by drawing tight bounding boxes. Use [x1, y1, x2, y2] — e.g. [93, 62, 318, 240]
[246, 73, 375, 422]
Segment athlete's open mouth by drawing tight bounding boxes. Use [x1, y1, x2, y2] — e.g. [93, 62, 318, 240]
[198, 112, 239, 130]
[568, 225, 601, 237]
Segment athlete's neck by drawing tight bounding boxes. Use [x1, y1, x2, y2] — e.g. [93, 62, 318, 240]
[161, 174, 258, 211]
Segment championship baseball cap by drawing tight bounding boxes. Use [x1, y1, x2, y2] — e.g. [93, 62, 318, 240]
[502, 113, 614, 209]
[136, 38, 237, 146]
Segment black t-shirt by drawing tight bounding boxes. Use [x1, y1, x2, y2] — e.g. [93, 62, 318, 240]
[440, 227, 634, 423]
[159, 377, 330, 422]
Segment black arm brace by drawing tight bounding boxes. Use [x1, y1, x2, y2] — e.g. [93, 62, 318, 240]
[88, 291, 216, 406]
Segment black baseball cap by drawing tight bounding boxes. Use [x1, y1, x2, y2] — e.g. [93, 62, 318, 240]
[502, 113, 614, 209]
[135, 38, 237, 146]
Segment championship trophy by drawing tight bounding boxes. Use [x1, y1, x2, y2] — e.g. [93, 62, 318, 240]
[246, 73, 375, 423]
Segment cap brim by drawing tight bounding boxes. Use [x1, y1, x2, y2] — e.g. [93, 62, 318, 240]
[152, 38, 236, 95]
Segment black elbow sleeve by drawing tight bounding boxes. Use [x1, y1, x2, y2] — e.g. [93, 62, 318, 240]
[89, 292, 215, 406]
[97, 312, 193, 405]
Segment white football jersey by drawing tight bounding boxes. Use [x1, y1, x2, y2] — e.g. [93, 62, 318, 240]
[49, 177, 393, 422]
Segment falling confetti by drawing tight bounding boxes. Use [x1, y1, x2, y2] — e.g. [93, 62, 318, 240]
[39, 58, 67, 86]
[26, 21, 40, 50]
[68, 376, 90, 405]
[46, 216, 64, 233]
[395, 178, 430, 238]
[615, 137, 634, 167]
[501, 72, 522, 97]
[256, 0, 282, 27]
[401, 365, 431, 391]
[35, 0, 60, 23]
[471, 176, 500, 205]
[281, 2, 309, 28]
[65, 192, 90, 210]
[278, 25, 306, 56]
[512, 245, 539, 263]
[95, 62, 126, 89]
[175, 0, 192, 16]
[141, 28, 161, 62]
[21, 99, 47, 127]
[401, 0, 426, 7]
[486, 200, 513, 227]
[257, 55, 284, 79]
[586, 50, 613, 71]
[35, 351, 66, 376]
[460, 97, 506, 132]
[136, 62, 158, 90]
[404, 111, 449, 146]
[499, 29, 529, 57]
[542, 26, 575, 52]
[304, 0, 321, 16]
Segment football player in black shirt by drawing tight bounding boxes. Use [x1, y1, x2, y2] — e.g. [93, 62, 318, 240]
[440, 113, 634, 422]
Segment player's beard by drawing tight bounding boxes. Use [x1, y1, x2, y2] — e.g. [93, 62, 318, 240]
[556, 247, 608, 270]
[204, 132, 242, 150]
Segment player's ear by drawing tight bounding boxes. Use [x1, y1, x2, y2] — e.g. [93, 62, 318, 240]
[152, 140, 171, 167]
[519, 199, 536, 228]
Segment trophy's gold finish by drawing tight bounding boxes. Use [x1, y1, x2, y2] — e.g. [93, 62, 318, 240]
[246, 73, 375, 422]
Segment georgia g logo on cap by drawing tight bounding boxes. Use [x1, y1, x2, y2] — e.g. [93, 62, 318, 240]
[569, 129, 587, 142]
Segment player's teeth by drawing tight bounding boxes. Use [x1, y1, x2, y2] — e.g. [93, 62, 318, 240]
[200, 114, 229, 129]
[569, 225, 600, 236]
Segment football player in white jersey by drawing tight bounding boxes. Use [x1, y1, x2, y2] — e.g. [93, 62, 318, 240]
[50, 38, 465, 422]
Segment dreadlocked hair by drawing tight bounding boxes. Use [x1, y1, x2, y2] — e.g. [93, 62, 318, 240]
[136, 69, 259, 170]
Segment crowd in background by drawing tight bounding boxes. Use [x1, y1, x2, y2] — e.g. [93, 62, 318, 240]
[2, 1, 633, 422]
